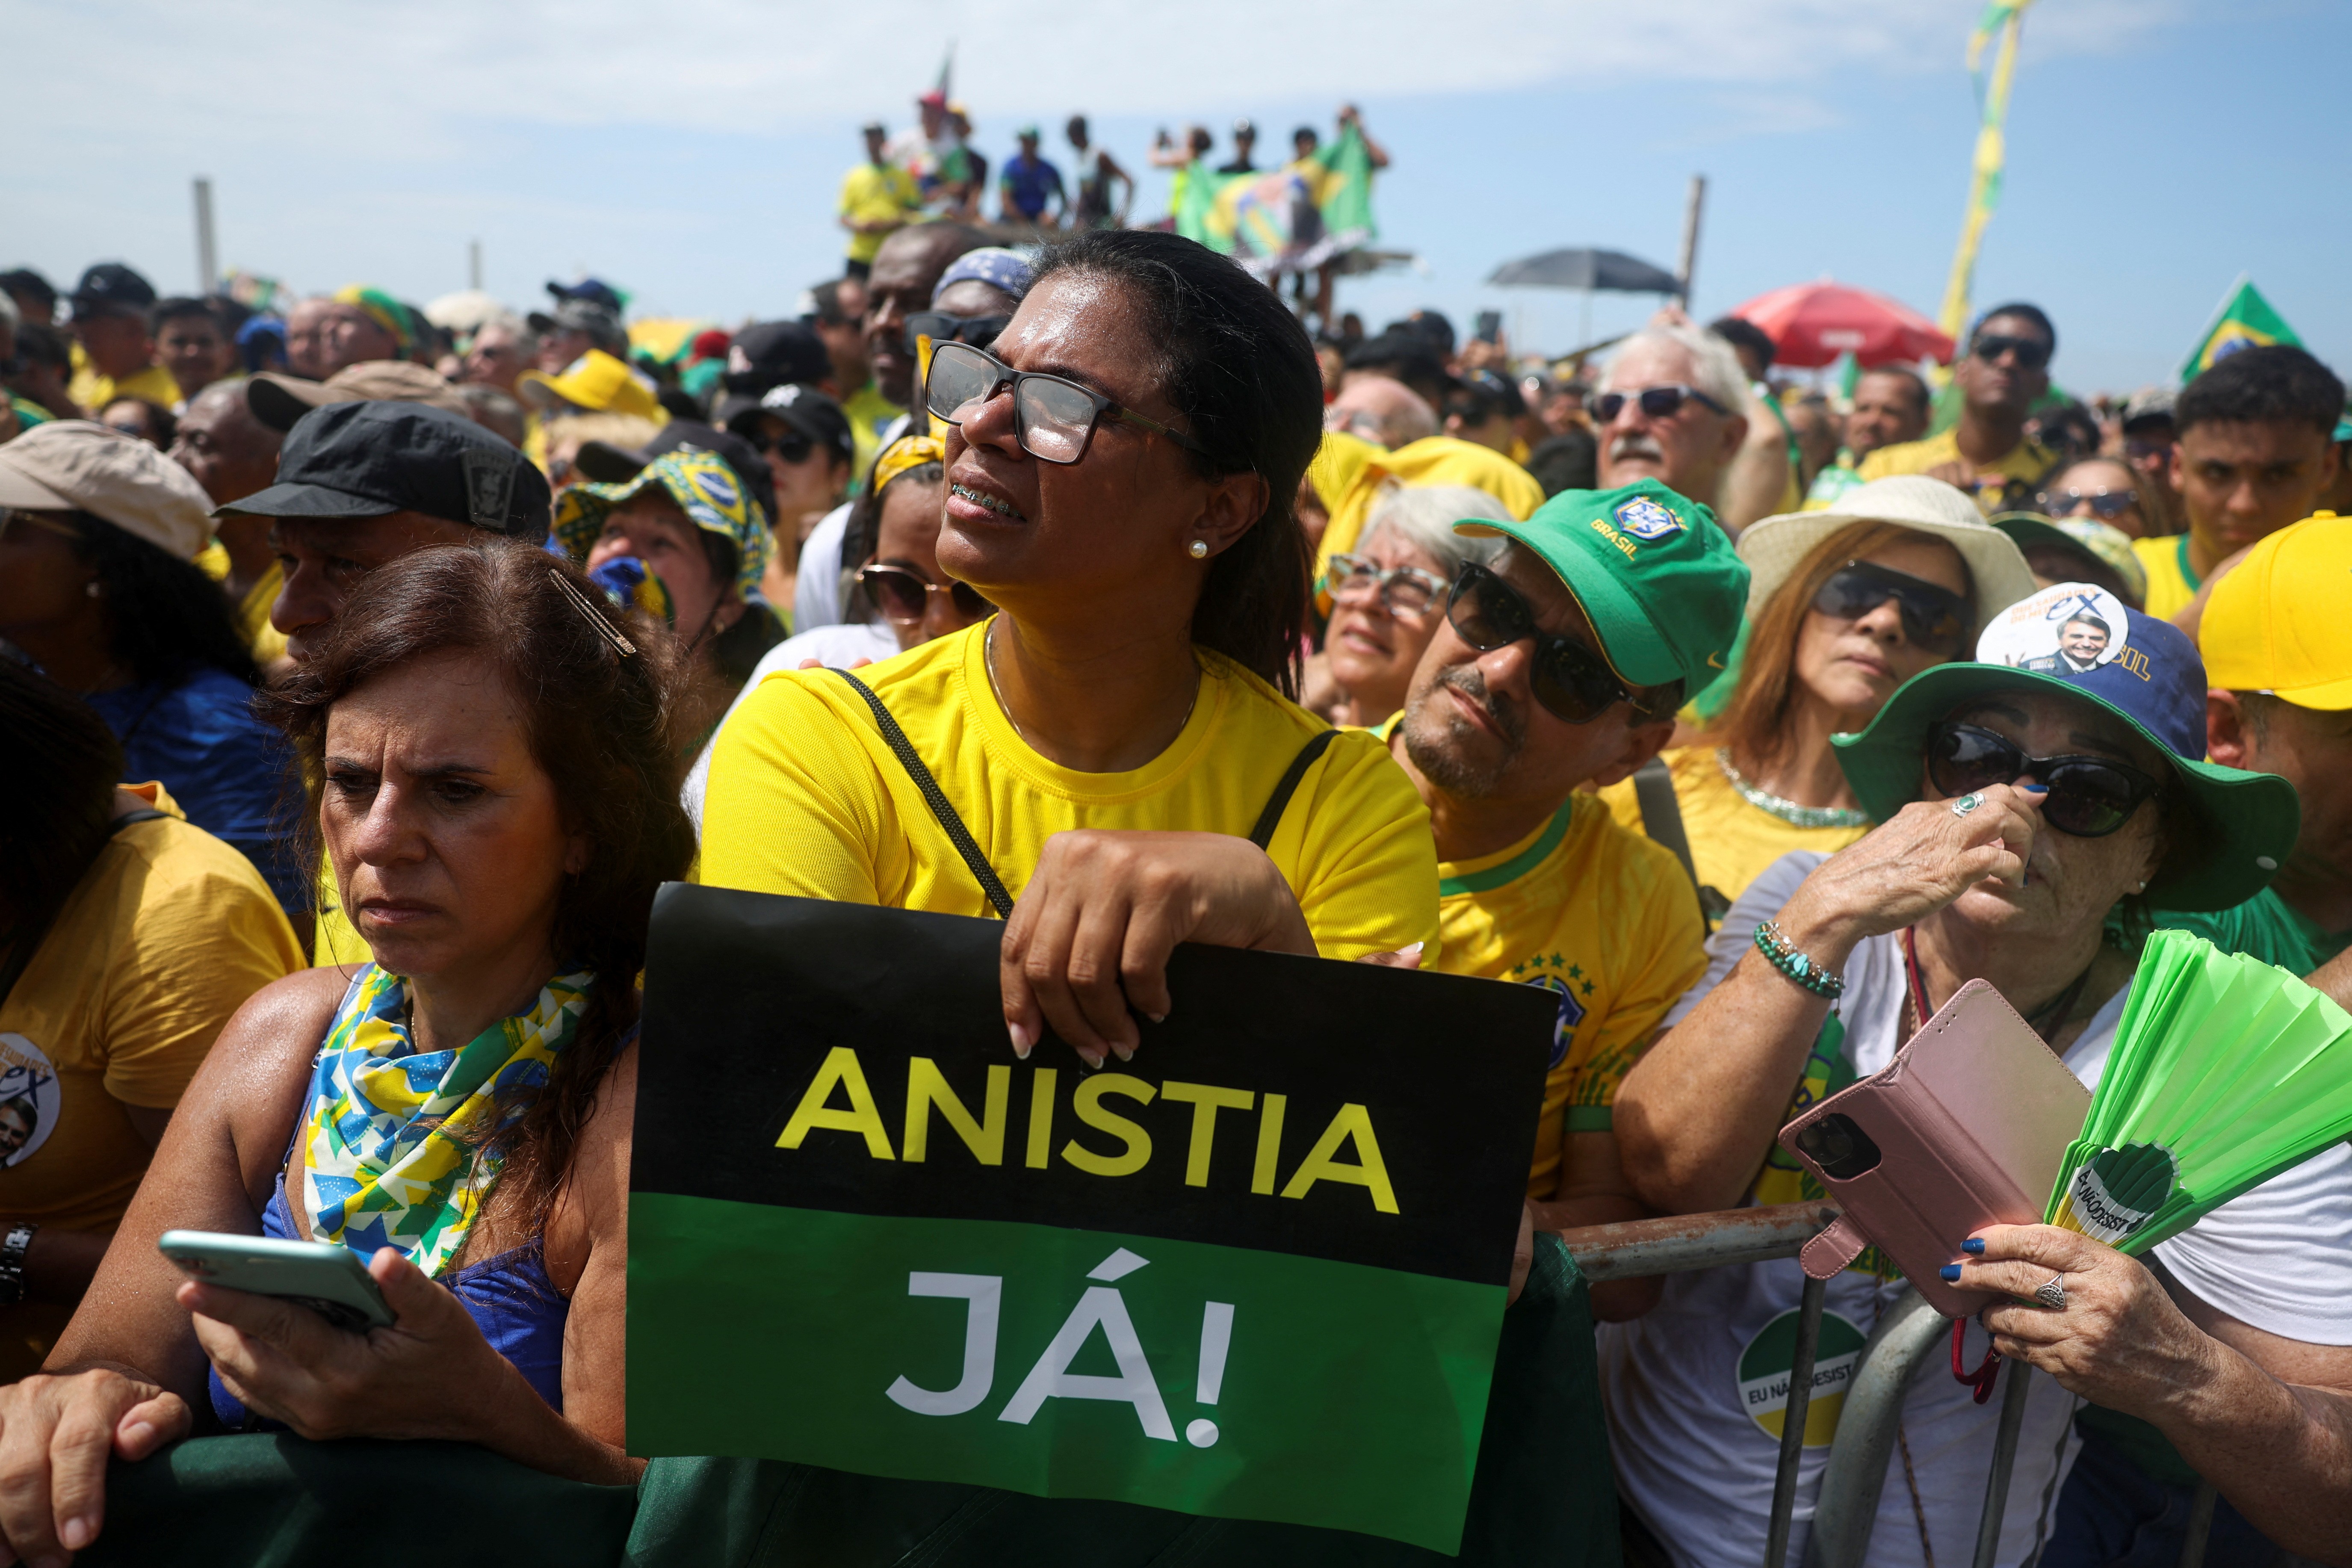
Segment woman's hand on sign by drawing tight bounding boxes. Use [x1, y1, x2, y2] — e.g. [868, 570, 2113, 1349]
[0, 1366, 188, 1561]
[182, 1247, 524, 1445]
[1776, 785, 2042, 957]
[1002, 830, 1316, 1067]
[1947, 1224, 2215, 1416]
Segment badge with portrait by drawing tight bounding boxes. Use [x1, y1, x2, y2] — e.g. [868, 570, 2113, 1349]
[1977, 582, 2136, 678]
[626, 884, 1554, 1553]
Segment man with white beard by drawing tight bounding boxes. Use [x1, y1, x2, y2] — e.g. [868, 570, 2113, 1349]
[1592, 321, 1751, 529]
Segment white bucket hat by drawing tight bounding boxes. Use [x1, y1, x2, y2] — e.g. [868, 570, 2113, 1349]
[1736, 474, 2037, 639]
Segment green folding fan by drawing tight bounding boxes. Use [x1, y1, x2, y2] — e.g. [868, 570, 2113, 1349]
[2047, 929, 2352, 1254]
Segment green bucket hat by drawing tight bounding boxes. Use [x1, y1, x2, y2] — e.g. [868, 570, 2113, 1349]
[1454, 479, 1749, 692]
[553, 448, 771, 602]
[1831, 583, 2299, 911]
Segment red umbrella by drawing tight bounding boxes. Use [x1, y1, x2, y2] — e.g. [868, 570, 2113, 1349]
[1729, 281, 1956, 369]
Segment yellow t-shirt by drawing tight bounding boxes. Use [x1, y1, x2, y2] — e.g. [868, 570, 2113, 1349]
[2131, 532, 2200, 622]
[1855, 427, 2055, 511]
[194, 543, 289, 666]
[65, 357, 182, 417]
[1597, 744, 1872, 917]
[699, 623, 1439, 962]
[1423, 785, 1707, 1200]
[839, 163, 923, 265]
[0, 783, 304, 1374]
[841, 381, 904, 484]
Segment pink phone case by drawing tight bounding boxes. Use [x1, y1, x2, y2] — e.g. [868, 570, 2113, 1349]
[1776, 978, 2091, 1317]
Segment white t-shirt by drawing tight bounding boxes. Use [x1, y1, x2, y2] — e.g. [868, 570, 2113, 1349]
[793, 501, 858, 632]
[681, 619, 900, 833]
[1600, 850, 2352, 1568]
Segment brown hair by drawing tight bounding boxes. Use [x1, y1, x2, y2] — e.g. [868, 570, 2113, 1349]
[257, 540, 695, 1234]
[1708, 521, 1975, 768]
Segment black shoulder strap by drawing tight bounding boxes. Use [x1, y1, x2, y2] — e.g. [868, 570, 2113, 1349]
[1631, 758, 1731, 923]
[1247, 729, 1341, 851]
[833, 669, 1014, 918]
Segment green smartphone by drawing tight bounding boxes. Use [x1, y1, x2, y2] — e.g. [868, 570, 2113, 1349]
[157, 1230, 396, 1332]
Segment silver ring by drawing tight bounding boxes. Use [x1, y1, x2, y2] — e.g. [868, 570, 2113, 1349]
[2033, 1272, 2067, 1310]
[1951, 792, 1986, 818]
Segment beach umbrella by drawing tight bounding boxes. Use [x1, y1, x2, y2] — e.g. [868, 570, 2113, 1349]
[1729, 281, 1955, 369]
[1486, 248, 1679, 293]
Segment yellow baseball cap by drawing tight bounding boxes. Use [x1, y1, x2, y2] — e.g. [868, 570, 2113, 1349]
[517, 348, 666, 425]
[2200, 511, 2352, 709]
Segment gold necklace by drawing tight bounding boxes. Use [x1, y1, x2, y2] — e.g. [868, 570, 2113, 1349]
[984, 619, 1202, 754]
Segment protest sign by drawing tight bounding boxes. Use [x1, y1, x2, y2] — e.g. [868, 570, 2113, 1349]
[628, 884, 1553, 1553]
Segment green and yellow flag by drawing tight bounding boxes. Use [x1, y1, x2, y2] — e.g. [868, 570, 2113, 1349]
[2180, 278, 2304, 383]
[1176, 124, 1377, 269]
[1936, 1, 2034, 344]
[628, 887, 1552, 1553]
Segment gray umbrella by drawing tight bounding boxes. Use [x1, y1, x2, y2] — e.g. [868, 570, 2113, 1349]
[1485, 248, 1681, 293]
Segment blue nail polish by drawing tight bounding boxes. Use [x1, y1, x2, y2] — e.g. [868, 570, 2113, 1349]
[2022, 783, 2050, 794]
[1938, 1264, 1962, 1282]
[1962, 1238, 1986, 1255]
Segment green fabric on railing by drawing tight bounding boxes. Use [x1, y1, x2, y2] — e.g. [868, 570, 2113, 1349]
[80, 1237, 1615, 1567]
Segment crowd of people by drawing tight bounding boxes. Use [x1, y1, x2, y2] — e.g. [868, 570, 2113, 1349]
[2, 162, 2350, 1568]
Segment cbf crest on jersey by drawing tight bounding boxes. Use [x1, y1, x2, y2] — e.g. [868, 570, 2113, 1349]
[1612, 495, 1685, 541]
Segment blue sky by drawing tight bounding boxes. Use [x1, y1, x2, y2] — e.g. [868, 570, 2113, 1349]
[7, 0, 2343, 394]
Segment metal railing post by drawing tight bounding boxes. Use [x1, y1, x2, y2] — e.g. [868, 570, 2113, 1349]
[1765, 1273, 1829, 1568]
[1557, 1202, 1841, 1281]
[1803, 1289, 1947, 1568]
[1968, 1358, 2033, 1568]
[2178, 1483, 2216, 1568]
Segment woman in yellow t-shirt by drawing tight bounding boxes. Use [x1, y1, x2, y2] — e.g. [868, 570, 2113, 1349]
[702, 230, 1439, 1067]
[1602, 475, 2036, 912]
[0, 660, 302, 1378]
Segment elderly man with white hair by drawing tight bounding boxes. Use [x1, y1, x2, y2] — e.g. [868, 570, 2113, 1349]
[1593, 318, 1752, 526]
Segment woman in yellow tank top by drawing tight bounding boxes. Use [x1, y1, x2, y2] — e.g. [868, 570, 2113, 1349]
[701, 231, 1439, 1068]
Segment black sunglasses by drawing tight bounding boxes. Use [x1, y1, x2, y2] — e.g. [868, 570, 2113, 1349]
[1927, 721, 2161, 838]
[905, 311, 1011, 356]
[925, 340, 1210, 466]
[857, 563, 991, 625]
[1446, 561, 1660, 725]
[1590, 383, 1731, 425]
[1812, 560, 1971, 656]
[2037, 487, 2139, 523]
[1971, 332, 2051, 371]
[744, 427, 814, 464]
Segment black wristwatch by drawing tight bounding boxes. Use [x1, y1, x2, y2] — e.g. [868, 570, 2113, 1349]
[0, 1223, 38, 1306]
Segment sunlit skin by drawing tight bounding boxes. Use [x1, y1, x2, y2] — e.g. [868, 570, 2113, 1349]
[461, 322, 532, 396]
[815, 275, 870, 393]
[582, 495, 736, 652]
[1594, 337, 1747, 506]
[753, 415, 850, 528]
[864, 227, 985, 409]
[865, 477, 982, 653]
[70, 311, 153, 381]
[269, 512, 476, 662]
[2043, 455, 2152, 540]
[1323, 527, 1451, 726]
[171, 385, 284, 605]
[2209, 694, 2352, 938]
[284, 298, 399, 381]
[1325, 374, 1436, 449]
[1843, 369, 1929, 462]
[156, 315, 234, 401]
[1922, 311, 2050, 490]
[2171, 419, 2339, 577]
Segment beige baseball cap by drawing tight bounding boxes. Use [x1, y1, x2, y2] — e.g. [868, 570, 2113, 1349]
[0, 419, 213, 559]
[245, 360, 470, 433]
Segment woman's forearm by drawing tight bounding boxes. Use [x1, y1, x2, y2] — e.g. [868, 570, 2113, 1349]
[461, 1354, 643, 1486]
[2151, 1347, 2352, 1562]
[21, 1226, 114, 1305]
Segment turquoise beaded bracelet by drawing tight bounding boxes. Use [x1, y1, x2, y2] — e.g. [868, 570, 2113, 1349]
[1754, 918, 1845, 1002]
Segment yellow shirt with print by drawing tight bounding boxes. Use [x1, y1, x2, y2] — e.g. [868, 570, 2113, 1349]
[0, 782, 304, 1375]
[194, 543, 290, 666]
[65, 346, 183, 417]
[839, 162, 923, 266]
[841, 381, 903, 484]
[1596, 744, 1872, 920]
[1419, 771, 1708, 1200]
[700, 623, 1439, 962]
[1855, 427, 2055, 511]
[2131, 532, 2201, 622]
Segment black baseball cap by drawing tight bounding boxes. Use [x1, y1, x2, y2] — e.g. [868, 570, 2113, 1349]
[0, 269, 57, 312]
[546, 277, 626, 315]
[213, 400, 551, 537]
[525, 297, 627, 353]
[723, 320, 832, 394]
[574, 419, 779, 526]
[71, 263, 157, 318]
[716, 383, 854, 467]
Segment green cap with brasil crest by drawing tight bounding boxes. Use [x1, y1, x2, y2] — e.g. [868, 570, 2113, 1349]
[1453, 479, 1749, 692]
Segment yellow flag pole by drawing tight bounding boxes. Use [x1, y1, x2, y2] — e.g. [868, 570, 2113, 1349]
[1936, 2, 2032, 349]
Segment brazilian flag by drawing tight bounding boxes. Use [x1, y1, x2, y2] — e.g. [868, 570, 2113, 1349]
[2181, 278, 2303, 382]
[628, 886, 1552, 1553]
[1176, 124, 1377, 266]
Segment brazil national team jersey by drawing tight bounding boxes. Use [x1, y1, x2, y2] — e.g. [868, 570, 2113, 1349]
[1389, 721, 1708, 1199]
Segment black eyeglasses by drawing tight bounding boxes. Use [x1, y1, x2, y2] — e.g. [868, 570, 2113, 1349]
[745, 428, 815, 464]
[857, 563, 991, 625]
[905, 311, 1011, 356]
[1446, 561, 1659, 724]
[1590, 383, 1731, 425]
[1970, 333, 2051, 371]
[1927, 721, 2161, 839]
[2037, 487, 2140, 523]
[925, 340, 1210, 465]
[1326, 552, 1450, 618]
[1812, 560, 1971, 656]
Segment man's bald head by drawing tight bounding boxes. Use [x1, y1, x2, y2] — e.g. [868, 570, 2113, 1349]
[864, 223, 989, 407]
[170, 381, 284, 508]
[1327, 373, 1439, 450]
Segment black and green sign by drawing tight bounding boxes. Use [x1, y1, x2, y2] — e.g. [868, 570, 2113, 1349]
[628, 886, 1554, 1553]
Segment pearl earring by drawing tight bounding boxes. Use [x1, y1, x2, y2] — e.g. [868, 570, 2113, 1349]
[85, 581, 102, 598]
[1188, 539, 1209, 559]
